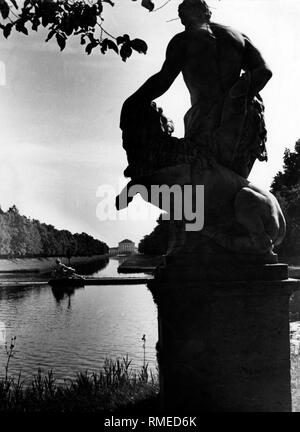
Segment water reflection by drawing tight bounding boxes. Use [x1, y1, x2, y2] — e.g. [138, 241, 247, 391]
[0, 259, 158, 383]
[92, 257, 148, 278]
[0, 321, 6, 345]
[0, 284, 46, 303]
[72, 257, 109, 276]
[51, 285, 85, 308]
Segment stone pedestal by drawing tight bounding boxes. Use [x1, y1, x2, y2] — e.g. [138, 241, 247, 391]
[148, 261, 300, 412]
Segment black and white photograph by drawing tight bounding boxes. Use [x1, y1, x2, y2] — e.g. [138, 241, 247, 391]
[0, 0, 299, 420]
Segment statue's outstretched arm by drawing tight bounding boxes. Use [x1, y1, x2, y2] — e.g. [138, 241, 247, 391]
[242, 35, 272, 97]
[128, 34, 184, 103]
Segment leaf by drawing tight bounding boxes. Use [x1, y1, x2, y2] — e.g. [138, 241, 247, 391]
[116, 34, 130, 45]
[42, 15, 50, 28]
[61, 15, 73, 36]
[3, 22, 12, 38]
[56, 33, 66, 51]
[120, 42, 132, 62]
[102, 0, 115, 6]
[141, 0, 154, 12]
[45, 29, 55, 42]
[130, 38, 147, 54]
[100, 38, 118, 54]
[15, 20, 28, 35]
[32, 16, 40, 31]
[20, 26, 28, 35]
[87, 33, 96, 43]
[81, 4, 97, 28]
[116, 36, 125, 46]
[0, 0, 10, 19]
[85, 41, 98, 55]
[123, 34, 130, 43]
[97, 0, 103, 14]
[86, 43, 93, 54]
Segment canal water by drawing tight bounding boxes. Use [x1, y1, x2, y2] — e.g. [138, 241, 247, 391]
[0, 258, 158, 383]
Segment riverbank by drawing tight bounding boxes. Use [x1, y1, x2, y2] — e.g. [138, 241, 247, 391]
[0, 356, 158, 413]
[0, 255, 109, 274]
[118, 255, 300, 278]
[118, 254, 164, 274]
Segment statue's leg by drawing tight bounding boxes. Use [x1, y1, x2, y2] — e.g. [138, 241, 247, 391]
[268, 194, 286, 247]
[234, 187, 274, 254]
[243, 184, 286, 247]
[116, 164, 200, 256]
[201, 187, 274, 255]
[116, 164, 191, 211]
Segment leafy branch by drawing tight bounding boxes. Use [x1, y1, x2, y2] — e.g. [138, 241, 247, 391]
[0, 0, 165, 60]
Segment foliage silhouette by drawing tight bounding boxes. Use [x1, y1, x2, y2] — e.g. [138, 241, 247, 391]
[0, 0, 167, 60]
[0, 204, 109, 258]
[271, 140, 300, 257]
[138, 215, 169, 255]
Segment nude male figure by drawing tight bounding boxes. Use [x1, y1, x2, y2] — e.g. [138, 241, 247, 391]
[121, 0, 272, 173]
[119, 0, 285, 257]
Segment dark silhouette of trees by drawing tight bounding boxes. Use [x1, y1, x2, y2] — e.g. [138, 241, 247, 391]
[138, 215, 169, 255]
[0, 0, 164, 60]
[271, 140, 300, 257]
[0, 205, 109, 257]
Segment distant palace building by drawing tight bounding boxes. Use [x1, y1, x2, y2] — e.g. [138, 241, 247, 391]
[109, 239, 136, 256]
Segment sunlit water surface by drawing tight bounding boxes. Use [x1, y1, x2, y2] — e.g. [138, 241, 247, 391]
[0, 259, 158, 383]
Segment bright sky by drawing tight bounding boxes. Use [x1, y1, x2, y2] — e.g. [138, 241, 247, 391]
[0, 0, 299, 247]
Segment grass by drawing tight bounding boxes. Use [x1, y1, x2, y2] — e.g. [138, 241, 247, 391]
[0, 337, 159, 413]
[3, 332, 300, 413]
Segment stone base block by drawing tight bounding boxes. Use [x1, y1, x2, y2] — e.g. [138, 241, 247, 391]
[148, 277, 300, 412]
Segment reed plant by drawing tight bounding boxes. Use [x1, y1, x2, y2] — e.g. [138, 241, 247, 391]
[0, 337, 159, 413]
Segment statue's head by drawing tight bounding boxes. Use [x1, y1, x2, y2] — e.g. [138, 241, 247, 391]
[121, 101, 176, 178]
[121, 101, 174, 141]
[178, 0, 212, 26]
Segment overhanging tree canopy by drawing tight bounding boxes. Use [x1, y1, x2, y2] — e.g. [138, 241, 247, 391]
[0, 0, 163, 60]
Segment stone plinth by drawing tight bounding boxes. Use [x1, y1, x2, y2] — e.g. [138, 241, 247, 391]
[148, 263, 300, 412]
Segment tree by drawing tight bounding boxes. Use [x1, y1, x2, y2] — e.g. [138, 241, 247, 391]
[0, 205, 109, 257]
[23, 218, 43, 255]
[138, 215, 169, 255]
[7, 204, 19, 214]
[0, 217, 11, 255]
[271, 140, 300, 257]
[271, 140, 300, 193]
[0, 0, 164, 61]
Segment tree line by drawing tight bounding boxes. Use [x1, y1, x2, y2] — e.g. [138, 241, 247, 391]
[139, 140, 300, 258]
[270, 140, 300, 257]
[0, 205, 108, 258]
